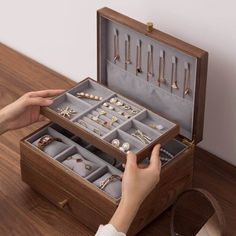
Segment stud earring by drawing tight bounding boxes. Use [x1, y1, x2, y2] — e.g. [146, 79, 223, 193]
[148, 123, 164, 131]
[119, 142, 130, 152]
[111, 139, 120, 148]
[110, 97, 118, 104]
[111, 116, 118, 125]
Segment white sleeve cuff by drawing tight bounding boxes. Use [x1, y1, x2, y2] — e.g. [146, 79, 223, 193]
[95, 224, 126, 236]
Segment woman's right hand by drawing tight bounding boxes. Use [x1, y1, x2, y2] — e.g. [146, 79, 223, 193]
[121, 144, 161, 208]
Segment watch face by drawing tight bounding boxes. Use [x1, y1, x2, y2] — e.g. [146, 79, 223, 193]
[39, 135, 52, 145]
[43, 135, 51, 142]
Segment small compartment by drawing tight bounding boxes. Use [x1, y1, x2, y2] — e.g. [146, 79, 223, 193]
[87, 145, 123, 169]
[26, 126, 71, 158]
[49, 93, 90, 120]
[68, 79, 114, 105]
[104, 129, 144, 153]
[119, 119, 161, 145]
[71, 135, 90, 147]
[159, 139, 187, 165]
[50, 123, 75, 139]
[55, 146, 103, 178]
[91, 166, 122, 199]
[135, 110, 175, 133]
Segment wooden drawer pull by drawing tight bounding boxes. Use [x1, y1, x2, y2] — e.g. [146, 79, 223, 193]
[58, 199, 69, 209]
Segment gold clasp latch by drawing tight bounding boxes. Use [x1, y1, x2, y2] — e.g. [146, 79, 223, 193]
[146, 22, 154, 33]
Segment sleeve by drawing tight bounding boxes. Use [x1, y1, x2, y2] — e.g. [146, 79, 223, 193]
[95, 224, 126, 236]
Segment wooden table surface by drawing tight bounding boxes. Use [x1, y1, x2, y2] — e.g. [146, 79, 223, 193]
[0, 43, 235, 236]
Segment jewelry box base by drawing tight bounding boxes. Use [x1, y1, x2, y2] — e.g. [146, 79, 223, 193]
[20, 123, 193, 236]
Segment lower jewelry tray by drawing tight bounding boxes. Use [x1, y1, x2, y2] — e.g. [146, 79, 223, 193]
[41, 78, 179, 163]
[25, 123, 187, 201]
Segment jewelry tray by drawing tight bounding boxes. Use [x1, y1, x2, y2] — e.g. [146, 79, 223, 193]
[25, 122, 188, 200]
[42, 78, 179, 163]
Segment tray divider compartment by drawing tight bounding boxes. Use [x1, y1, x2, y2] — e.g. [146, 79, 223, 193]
[134, 110, 176, 133]
[49, 93, 91, 120]
[119, 119, 162, 145]
[68, 79, 116, 105]
[104, 129, 145, 153]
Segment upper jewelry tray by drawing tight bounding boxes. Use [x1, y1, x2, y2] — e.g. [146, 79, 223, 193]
[41, 78, 179, 163]
[97, 7, 208, 143]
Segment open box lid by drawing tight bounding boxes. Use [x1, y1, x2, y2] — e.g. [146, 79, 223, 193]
[97, 7, 208, 144]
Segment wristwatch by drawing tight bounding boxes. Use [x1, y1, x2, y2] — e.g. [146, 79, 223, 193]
[37, 134, 62, 150]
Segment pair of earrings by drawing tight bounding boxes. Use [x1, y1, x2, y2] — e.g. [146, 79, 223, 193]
[111, 139, 130, 153]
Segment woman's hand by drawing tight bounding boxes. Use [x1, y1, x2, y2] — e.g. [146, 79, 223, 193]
[121, 144, 161, 208]
[0, 90, 64, 134]
[109, 144, 161, 234]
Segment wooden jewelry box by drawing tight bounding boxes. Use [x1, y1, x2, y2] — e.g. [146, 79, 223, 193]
[20, 7, 208, 236]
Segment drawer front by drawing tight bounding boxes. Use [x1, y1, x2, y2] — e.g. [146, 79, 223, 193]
[21, 161, 110, 232]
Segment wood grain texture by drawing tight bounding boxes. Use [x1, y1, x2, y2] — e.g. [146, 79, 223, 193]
[20, 124, 192, 236]
[0, 43, 235, 236]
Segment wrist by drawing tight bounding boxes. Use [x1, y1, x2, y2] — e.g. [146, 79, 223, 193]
[119, 197, 141, 213]
[0, 109, 9, 134]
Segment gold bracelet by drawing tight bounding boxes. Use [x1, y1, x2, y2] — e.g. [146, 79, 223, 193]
[99, 175, 122, 190]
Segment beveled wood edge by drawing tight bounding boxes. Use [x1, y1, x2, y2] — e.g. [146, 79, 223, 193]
[20, 138, 119, 207]
[170, 188, 226, 236]
[192, 52, 208, 143]
[97, 7, 207, 58]
[97, 7, 208, 144]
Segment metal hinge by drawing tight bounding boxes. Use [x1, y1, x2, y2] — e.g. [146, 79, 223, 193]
[181, 134, 196, 147]
[182, 139, 195, 147]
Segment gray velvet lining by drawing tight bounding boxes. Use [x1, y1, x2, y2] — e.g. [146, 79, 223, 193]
[104, 129, 145, 153]
[106, 61, 193, 139]
[68, 79, 114, 106]
[50, 93, 91, 120]
[135, 110, 176, 133]
[99, 18, 198, 140]
[92, 166, 122, 199]
[26, 120, 188, 199]
[26, 123, 123, 200]
[28, 127, 71, 158]
[119, 119, 161, 143]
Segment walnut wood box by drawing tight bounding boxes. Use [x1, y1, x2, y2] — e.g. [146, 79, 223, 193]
[20, 7, 208, 236]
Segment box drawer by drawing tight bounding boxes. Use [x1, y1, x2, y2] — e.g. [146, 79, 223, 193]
[20, 140, 118, 219]
[21, 161, 110, 232]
